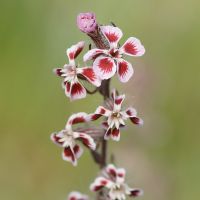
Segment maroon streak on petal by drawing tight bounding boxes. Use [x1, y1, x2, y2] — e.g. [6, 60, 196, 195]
[99, 57, 114, 73]
[63, 147, 75, 163]
[101, 26, 123, 45]
[125, 107, 137, 117]
[117, 59, 133, 83]
[111, 128, 120, 141]
[117, 172, 124, 177]
[67, 41, 85, 61]
[73, 144, 83, 159]
[66, 113, 88, 128]
[130, 117, 143, 125]
[129, 189, 143, 197]
[108, 168, 117, 178]
[70, 81, 86, 100]
[54, 68, 63, 76]
[93, 185, 104, 191]
[112, 128, 120, 137]
[79, 67, 101, 86]
[121, 37, 145, 57]
[51, 133, 63, 146]
[93, 56, 116, 80]
[91, 114, 102, 121]
[83, 49, 107, 62]
[78, 133, 96, 150]
[95, 106, 111, 117]
[123, 42, 138, 55]
[64, 81, 71, 97]
[115, 96, 124, 105]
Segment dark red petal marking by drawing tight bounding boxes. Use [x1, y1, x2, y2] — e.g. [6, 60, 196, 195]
[74, 46, 84, 59]
[100, 108, 106, 114]
[108, 168, 117, 178]
[69, 197, 76, 200]
[117, 172, 124, 177]
[129, 189, 142, 197]
[115, 97, 123, 105]
[126, 109, 132, 116]
[101, 180, 108, 185]
[52, 134, 63, 145]
[112, 128, 120, 137]
[65, 81, 71, 93]
[69, 52, 75, 60]
[105, 32, 119, 43]
[63, 147, 75, 162]
[99, 57, 114, 73]
[90, 114, 102, 121]
[81, 68, 96, 81]
[70, 116, 85, 125]
[118, 60, 129, 77]
[71, 82, 85, 96]
[79, 134, 90, 147]
[130, 117, 143, 125]
[73, 144, 80, 155]
[93, 185, 104, 191]
[105, 128, 112, 138]
[54, 68, 63, 76]
[123, 42, 138, 55]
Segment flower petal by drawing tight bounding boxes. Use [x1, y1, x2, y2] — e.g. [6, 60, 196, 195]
[111, 128, 120, 141]
[70, 81, 86, 100]
[75, 132, 96, 150]
[83, 49, 108, 62]
[117, 59, 134, 83]
[66, 112, 88, 129]
[127, 188, 144, 197]
[77, 67, 101, 87]
[123, 107, 137, 118]
[53, 68, 64, 76]
[113, 94, 125, 111]
[62, 147, 77, 166]
[90, 177, 113, 191]
[66, 41, 85, 64]
[106, 164, 117, 178]
[50, 131, 64, 147]
[95, 106, 112, 117]
[93, 56, 117, 80]
[130, 117, 144, 126]
[120, 37, 145, 57]
[64, 81, 71, 97]
[68, 191, 88, 200]
[73, 144, 83, 159]
[116, 168, 126, 184]
[101, 25, 123, 47]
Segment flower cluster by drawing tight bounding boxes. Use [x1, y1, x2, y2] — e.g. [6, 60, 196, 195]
[51, 12, 145, 200]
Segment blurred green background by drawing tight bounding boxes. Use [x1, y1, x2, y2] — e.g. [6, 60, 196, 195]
[0, 0, 200, 199]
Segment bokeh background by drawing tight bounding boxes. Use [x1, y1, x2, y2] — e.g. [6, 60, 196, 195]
[1, 0, 200, 200]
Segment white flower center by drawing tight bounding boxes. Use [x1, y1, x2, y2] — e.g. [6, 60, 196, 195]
[58, 130, 75, 148]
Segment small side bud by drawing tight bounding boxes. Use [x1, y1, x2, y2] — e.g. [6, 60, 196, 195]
[77, 12, 97, 33]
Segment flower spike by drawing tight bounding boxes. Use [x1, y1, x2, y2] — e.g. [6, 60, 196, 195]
[54, 41, 101, 101]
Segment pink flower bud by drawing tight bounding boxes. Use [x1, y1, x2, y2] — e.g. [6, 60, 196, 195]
[77, 12, 97, 33]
